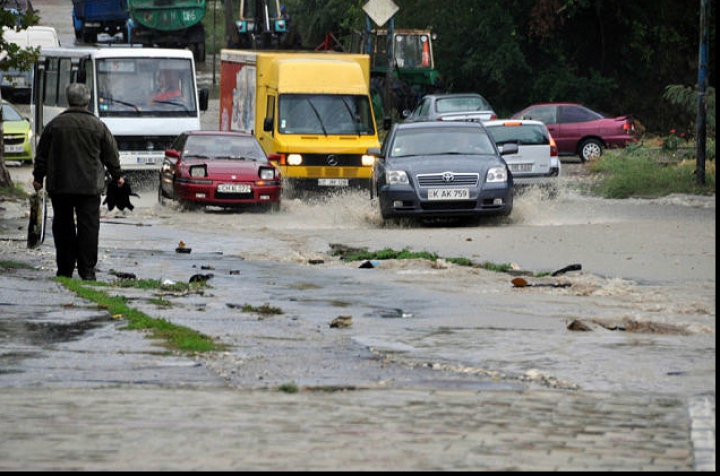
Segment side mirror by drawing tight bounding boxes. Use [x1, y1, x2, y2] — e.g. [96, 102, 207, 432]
[198, 87, 209, 111]
[263, 117, 273, 132]
[367, 147, 382, 157]
[499, 143, 519, 155]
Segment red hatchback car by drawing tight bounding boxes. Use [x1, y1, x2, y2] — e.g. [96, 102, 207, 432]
[158, 130, 282, 211]
[510, 103, 638, 162]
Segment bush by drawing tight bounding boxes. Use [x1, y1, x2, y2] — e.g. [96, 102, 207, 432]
[589, 149, 715, 198]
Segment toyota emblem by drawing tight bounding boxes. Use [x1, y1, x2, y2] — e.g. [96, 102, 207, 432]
[442, 172, 455, 183]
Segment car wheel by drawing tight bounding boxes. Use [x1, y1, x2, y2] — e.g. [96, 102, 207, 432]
[580, 139, 603, 162]
[378, 196, 393, 220]
[180, 201, 202, 211]
[157, 178, 166, 205]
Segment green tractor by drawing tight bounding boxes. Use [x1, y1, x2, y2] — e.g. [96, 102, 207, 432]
[349, 26, 445, 119]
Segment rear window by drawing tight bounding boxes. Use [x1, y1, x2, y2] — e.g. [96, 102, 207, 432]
[436, 96, 491, 113]
[487, 124, 549, 146]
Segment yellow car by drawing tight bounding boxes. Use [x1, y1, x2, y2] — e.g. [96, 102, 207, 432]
[2, 100, 33, 164]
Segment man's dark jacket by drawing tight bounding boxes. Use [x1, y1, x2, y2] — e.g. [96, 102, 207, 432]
[33, 107, 121, 195]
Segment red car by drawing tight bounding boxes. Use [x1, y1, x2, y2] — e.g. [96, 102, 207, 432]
[158, 130, 282, 211]
[510, 103, 638, 162]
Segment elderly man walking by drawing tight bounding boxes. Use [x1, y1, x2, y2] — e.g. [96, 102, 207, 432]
[32, 83, 124, 281]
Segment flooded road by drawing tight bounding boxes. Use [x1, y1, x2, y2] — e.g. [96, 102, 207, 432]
[5, 0, 715, 398]
[8, 169, 699, 397]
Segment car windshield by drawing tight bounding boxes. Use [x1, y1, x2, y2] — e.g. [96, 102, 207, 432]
[278, 94, 376, 135]
[182, 136, 268, 162]
[435, 96, 490, 113]
[390, 127, 495, 157]
[2, 102, 24, 122]
[487, 124, 549, 146]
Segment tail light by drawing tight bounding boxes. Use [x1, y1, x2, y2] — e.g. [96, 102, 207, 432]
[549, 135, 558, 157]
[623, 122, 635, 134]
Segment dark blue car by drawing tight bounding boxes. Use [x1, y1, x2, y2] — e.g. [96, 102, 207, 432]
[369, 121, 517, 223]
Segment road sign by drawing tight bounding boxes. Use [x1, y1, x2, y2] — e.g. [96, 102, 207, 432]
[362, 0, 399, 27]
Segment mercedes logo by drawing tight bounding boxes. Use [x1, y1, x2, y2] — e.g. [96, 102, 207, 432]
[326, 155, 338, 166]
[442, 172, 455, 183]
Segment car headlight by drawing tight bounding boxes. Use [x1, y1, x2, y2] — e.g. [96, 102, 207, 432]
[259, 167, 276, 180]
[386, 170, 409, 185]
[189, 165, 207, 178]
[486, 166, 508, 183]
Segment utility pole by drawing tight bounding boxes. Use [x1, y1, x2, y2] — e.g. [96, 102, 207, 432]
[695, 0, 709, 185]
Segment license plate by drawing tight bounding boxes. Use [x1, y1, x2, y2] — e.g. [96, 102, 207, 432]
[218, 183, 251, 193]
[428, 188, 469, 200]
[120, 151, 163, 166]
[318, 178, 349, 187]
[510, 163, 533, 173]
[4, 144, 23, 153]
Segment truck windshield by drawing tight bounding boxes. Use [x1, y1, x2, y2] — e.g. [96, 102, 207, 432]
[278, 94, 375, 136]
[96, 57, 197, 116]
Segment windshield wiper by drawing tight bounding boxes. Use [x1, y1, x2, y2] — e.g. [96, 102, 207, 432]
[102, 97, 140, 113]
[305, 98, 328, 136]
[341, 97, 362, 136]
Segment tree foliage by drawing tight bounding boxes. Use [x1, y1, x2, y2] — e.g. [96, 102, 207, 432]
[283, 0, 715, 136]
[0, 5, 40, 188]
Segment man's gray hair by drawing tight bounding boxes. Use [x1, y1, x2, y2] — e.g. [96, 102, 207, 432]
[66, 83, 91, 107]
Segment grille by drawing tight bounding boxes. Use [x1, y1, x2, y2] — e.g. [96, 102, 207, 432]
[300, 153, 365, 167]
[215, 192, 253, 200]
[422, 201, 477, 211]
[114, 135, 175, 153]
[3, 135, 24, 145]
[417, 173, 479, 187]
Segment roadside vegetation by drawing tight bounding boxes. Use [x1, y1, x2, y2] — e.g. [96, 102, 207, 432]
[589, 147, 716, 199]
[57, 276, 228, 354]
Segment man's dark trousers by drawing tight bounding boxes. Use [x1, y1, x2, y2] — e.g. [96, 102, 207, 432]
[50, 194, 101, 280]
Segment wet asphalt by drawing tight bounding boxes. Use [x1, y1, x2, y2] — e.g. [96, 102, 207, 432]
[0, 200, 715, 471]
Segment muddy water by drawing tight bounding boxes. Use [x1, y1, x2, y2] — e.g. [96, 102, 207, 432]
[88, 179, 715, 396]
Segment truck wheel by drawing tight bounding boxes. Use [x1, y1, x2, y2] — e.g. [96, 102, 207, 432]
[196, 42, 206, 62]
[190, 43, 206, 63]
[82, 31, 97, 44]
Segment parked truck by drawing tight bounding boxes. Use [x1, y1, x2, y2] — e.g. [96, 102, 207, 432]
[72, 0, 129, 44]
[219, 49, 383, 196]
[126, 0, 206, 62]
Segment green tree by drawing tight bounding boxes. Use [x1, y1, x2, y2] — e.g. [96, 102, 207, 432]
[0, 5, 39, 188]
[285, 0, 713, 135]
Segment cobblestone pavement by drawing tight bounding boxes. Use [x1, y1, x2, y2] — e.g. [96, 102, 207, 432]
[0, 386, 715, 471]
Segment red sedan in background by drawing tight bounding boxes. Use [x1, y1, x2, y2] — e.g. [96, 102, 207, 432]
[158, 130, 282, 211]
[510, 102, 638, 162]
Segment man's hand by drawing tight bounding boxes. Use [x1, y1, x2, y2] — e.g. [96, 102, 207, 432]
[32, 181, 43, 191]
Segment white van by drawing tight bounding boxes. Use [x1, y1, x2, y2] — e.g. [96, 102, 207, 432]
[1, 25, 60, 103]
[3, 25, 60, 48]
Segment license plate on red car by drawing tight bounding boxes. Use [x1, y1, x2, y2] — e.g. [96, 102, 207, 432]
[217, 183, 251, 193]
[428, 188, 469, 200]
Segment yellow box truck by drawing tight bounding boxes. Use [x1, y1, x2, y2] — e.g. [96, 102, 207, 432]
[219, 49, 381, 195]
